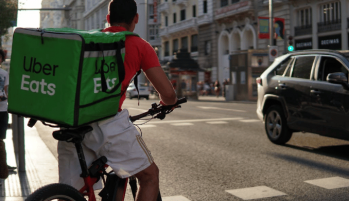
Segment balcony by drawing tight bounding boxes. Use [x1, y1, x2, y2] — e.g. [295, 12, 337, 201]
[158, 2, 169, 14]
[318, 19, 341, 33]
[197, 14, 213, 26]
[160, 18, 198, 37]
[294, 25, 312, 36]
[176, 0, 188, 8]
[215, 0, 253, 20]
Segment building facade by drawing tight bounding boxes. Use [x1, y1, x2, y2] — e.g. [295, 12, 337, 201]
[197, 0, 218, 83]
[290, 0, 349, 51]
[40, 0, 68, 28]
[65, 0, 85, 30]
[159, 0, 199, 62]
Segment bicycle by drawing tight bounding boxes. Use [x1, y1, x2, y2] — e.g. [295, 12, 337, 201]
[25, 97, 187, 201]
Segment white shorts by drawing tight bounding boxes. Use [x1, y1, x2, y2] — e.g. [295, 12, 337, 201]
[57, 109, 154, 190]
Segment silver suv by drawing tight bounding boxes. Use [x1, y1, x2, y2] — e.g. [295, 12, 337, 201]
[256, 50, 349, 144]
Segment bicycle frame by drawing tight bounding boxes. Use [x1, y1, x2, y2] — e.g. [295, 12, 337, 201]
[74, 140, 128, 201]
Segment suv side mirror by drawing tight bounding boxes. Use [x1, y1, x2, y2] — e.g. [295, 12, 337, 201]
[326, 72, 349, 90]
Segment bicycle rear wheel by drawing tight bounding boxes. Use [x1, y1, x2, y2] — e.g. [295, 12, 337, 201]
[26, 183, 86, 201]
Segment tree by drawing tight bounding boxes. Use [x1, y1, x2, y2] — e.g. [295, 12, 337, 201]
[0, 0, 18, 47]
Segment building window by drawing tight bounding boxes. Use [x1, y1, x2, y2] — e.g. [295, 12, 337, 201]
[191, 34, 198, 52]
[180, 9, 186, 21]
[297, 8, 312, 27]
[203, 1, 208, 13]
[181, 36, 188, 52]
[221, 0, 228, 7]
[149, 4, 154, 19]
[149, 25, 159, 41]
[320, 1, 341, 23]
[173, 13, 177, 23]
[173, 39, 178, 54]
[193, 5, 196, 17]
[165, 41, 169, 56]
[165, 16, 168, 26]
[232, 0, 239, 3]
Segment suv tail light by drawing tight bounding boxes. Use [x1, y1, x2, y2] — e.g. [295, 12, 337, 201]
[256, 77, 262, 86]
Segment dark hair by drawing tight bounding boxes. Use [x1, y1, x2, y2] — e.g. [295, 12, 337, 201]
[109, 0, 137, 25]
[0, 49, 5, 62]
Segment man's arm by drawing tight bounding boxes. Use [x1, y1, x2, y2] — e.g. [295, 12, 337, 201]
[144, 67, 177, 105]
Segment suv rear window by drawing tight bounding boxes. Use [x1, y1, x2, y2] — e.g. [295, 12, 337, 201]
[274, 57, 293, 75]
[291, 56, 315, 79]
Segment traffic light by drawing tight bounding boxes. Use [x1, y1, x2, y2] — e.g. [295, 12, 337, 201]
[288, 36, 294, 52]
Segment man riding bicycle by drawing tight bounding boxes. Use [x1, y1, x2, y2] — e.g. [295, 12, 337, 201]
[58, 1, 177, 200]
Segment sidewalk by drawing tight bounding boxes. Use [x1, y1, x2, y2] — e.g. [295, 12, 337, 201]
[0, 117, 58, 201]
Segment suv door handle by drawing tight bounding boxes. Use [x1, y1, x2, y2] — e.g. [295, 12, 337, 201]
[278, 83, 287, 89]
[310, 89, 322, 94]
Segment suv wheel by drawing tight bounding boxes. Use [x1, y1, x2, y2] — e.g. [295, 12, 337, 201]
[265, 105, 293, 145]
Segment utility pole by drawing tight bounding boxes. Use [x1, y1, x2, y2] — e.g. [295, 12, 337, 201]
[269, 0, 274, 46]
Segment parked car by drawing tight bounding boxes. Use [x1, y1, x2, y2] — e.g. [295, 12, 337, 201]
[126, 83, 150, 100]
[256, 49, 349, 144]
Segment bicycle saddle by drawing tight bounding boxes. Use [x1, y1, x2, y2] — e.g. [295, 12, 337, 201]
[52, 126, 93, 143]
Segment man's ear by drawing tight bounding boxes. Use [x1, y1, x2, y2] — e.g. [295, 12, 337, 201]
[134, 13, 139, 24]
[106, 14, 110, 24]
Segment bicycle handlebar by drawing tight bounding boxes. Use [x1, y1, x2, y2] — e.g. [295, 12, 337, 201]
[129, 97, 187, 122]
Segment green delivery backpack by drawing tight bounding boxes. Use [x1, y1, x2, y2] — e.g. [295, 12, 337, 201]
[8, 28, 139, 127]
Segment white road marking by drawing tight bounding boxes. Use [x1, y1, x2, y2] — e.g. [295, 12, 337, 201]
[226, 186, 287, 200]
[162, 196, 191, 201]
[171, 123, 194, 126]
[239, 119, 261, 123]
[305, 177, 349, 189]
[135, 125, 157, 128]
[197, 106, 246, 112]
[206, 121, 228, 124]
[147, 117, 243, 124]
[128, 108, 148, 112]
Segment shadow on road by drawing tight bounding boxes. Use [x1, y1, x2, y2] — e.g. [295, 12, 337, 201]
[284, 144, 349, 161]
[269, 144, 349, 176]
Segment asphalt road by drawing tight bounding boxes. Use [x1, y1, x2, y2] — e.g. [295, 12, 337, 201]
[35, 98, 349, 201]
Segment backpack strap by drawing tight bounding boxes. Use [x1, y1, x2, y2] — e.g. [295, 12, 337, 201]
[99, 41, 125, 94]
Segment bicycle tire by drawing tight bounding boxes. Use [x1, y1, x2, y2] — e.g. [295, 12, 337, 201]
[25, 183, 86, 201]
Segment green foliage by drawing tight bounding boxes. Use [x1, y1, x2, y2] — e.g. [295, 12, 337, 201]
[0, 0, 18, 46]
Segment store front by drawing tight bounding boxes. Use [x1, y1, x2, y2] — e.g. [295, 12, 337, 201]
[318, 34, 342, 50]
[295, 38, 313, 50]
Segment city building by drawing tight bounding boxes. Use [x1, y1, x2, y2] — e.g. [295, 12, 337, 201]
[159, 0, 199, 62]
[40, 0, 68, 28]
[290, 0, 348, 51]
[64, 0, 85, 30]
[197, 0, 218, 83]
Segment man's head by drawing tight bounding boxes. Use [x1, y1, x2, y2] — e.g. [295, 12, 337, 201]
[107, 0, 138, 31]
[0, 49, 5, 64]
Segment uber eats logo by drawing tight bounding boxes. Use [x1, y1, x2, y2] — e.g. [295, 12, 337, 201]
[93, 60, 118, 94]
[21, 56, 58, 96]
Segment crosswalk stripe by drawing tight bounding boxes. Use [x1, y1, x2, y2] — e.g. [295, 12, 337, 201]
[305, 177, 349, 189]
[226, 186, 287, 200]
[239, 119, 260, 123]
[171, 123, 194, 126]
[206, 121, 228, 124]
[162, 196, 191, 201]
[136, 125, 157, 128]
[147, 117, 243, 124]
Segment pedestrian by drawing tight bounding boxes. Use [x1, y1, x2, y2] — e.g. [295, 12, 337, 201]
[204, 82, 210, 95]
[57, 1, 177, 200]
[0, 49, 16, 186]
[222, 79, 228, 97]
[181, 79, 187, 97]
[214, 80, 221, 97]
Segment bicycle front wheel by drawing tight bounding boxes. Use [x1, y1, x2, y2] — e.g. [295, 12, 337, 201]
[26, 183, 86, 201]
